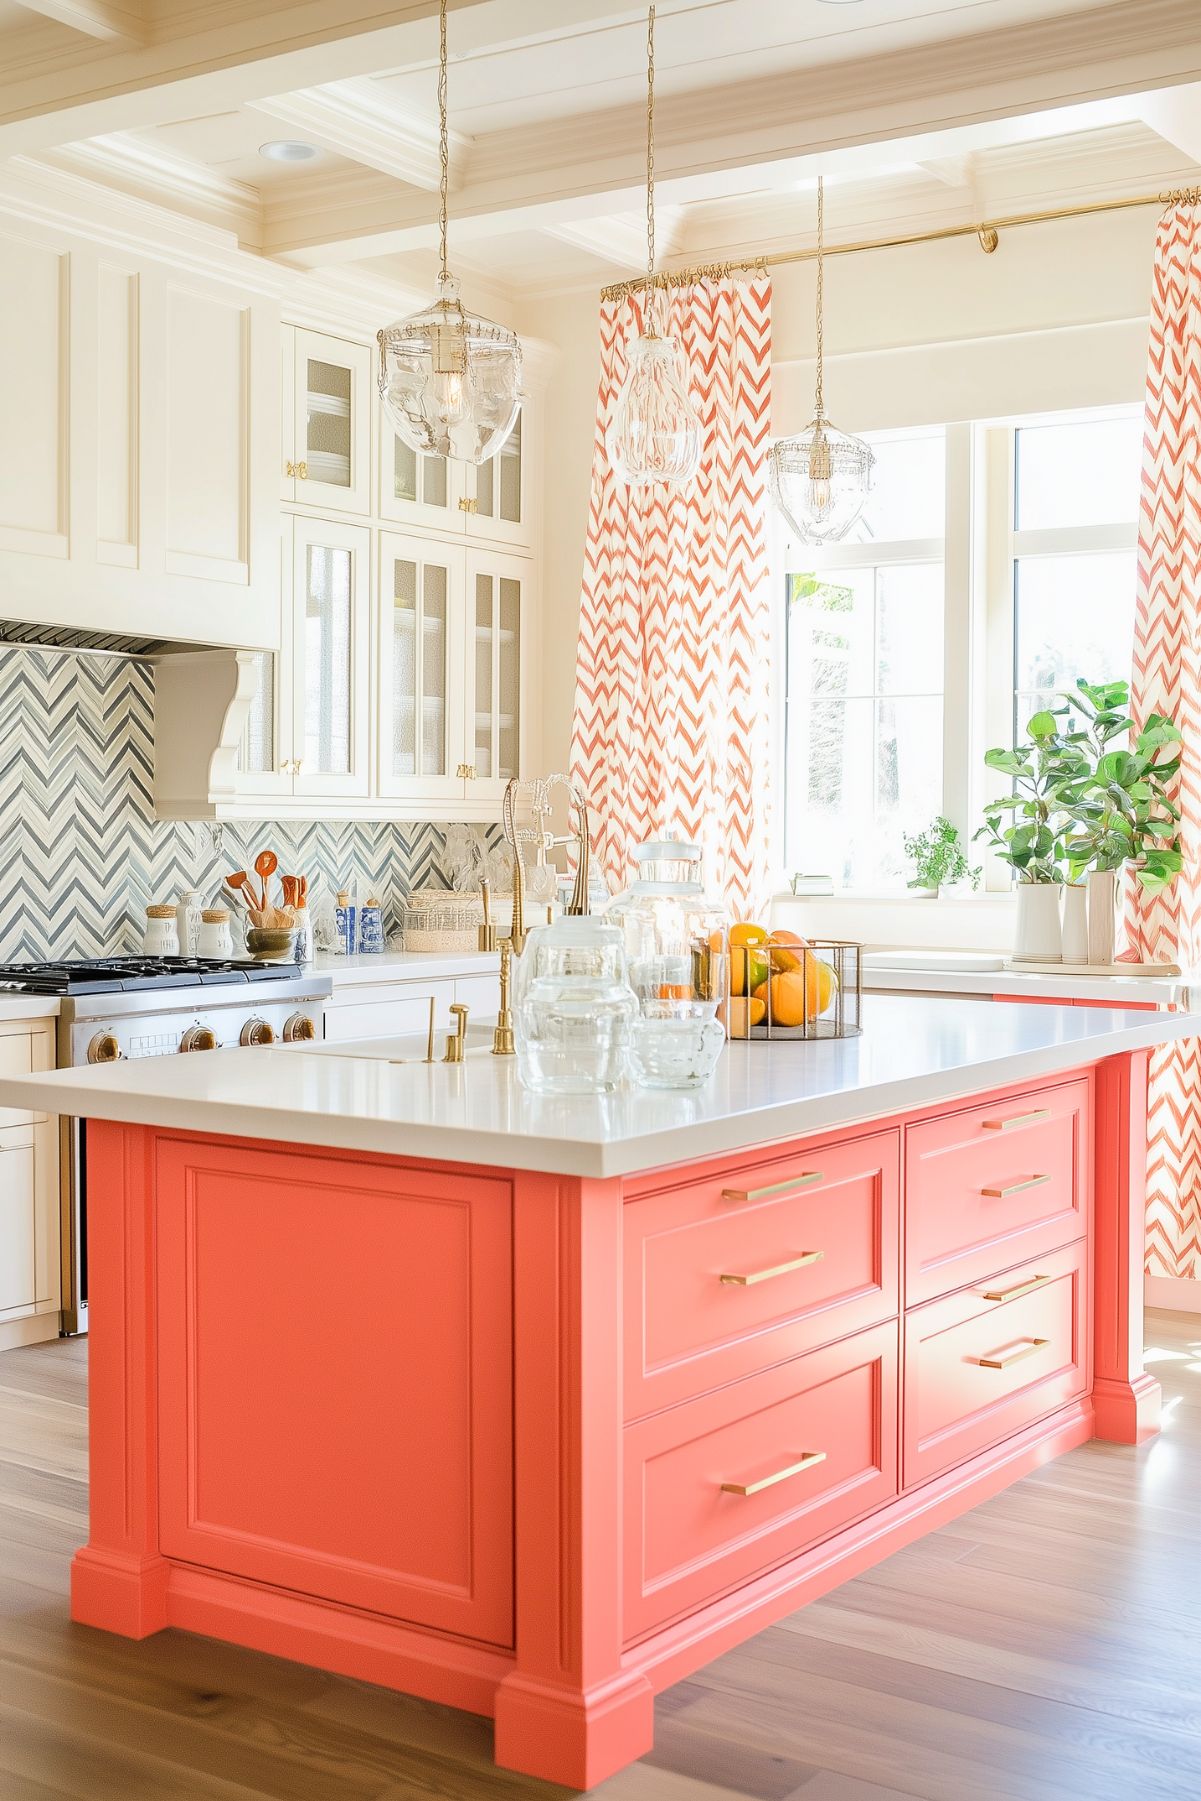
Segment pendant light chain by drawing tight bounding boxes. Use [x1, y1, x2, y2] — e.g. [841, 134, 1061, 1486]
[646, 4, 657, 285]
[814, 175, 825, 421]
[437, 0, 450, 284]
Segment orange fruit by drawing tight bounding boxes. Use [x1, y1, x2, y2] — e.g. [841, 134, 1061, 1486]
[753, 959, 836, 1025]
[730, 944, 770, 997]
[720, 995, 766, 1038]
[729, 922, 768, 949]
[767, 928, 809, 973]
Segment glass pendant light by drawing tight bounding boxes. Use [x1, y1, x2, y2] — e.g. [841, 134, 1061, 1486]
[605, 5, 702, 489]
[377, 0, 522, 465]
[768, 177, 874, 542]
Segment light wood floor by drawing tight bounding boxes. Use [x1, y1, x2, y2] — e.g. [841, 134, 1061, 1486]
[2, 1313, 1200, 1801]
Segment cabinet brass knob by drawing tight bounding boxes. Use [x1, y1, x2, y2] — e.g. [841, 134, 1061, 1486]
[285, 460, 297, 478]
[297, 460, 309, 481]
[456, 762, 477, 781]
[457, 496, 478, 514]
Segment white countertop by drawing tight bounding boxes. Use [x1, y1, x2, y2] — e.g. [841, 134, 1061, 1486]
[862, 952, 1192, 1006]
[0, 995, 60, 1021]
[315, 948, 500, 991]
[0, 995, 1193, 1179]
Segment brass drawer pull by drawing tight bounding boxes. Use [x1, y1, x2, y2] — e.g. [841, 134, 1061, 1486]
[719, 1250, 824, 1287]
[978, 1337, 1049, 1370]
[981, 1108, 1052, 1132]
[981, 1173, 1052, 1199]
[721, 1172, 823, 1204]
[721, 1449, 826, 1497]
[982, 1272, 1052, 1303]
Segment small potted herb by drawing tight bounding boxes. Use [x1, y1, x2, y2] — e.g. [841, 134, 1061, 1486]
[902, 816, 980, 897]
[977, 709, 1078, 960]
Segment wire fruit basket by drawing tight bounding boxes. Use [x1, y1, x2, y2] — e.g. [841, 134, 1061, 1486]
[724, 937, 862, 1041]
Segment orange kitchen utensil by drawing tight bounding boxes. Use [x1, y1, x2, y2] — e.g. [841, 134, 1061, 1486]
[253, 850, 278, 911]
[227, 872, 252, 908]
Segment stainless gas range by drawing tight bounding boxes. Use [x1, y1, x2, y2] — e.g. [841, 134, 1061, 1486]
[0, 958, 330, 1334]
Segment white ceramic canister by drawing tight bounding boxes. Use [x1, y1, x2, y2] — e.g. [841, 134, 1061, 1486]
[197, 907, 234, 960]
[1012, 881, 1063, 964]
[176, 888, 203, 959]
[144, 904, 181, 957]
[1061, 883, 1088, 965]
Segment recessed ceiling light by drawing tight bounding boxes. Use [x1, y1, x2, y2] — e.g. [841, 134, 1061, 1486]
[258, 139, 319, 163]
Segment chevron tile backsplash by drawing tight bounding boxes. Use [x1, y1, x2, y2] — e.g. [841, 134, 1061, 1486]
[0, 647, 495, 962]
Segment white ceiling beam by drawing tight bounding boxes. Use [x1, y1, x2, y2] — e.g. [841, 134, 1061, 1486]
[542, 206, 684, 272]
[916, 154, 977, 190]
[13, 0, 146, 41]
[247, 79, 468, 192]
[0, 0, 630, 156]
[43, 130, 262, 244]
[1135, 84, 1201, 164]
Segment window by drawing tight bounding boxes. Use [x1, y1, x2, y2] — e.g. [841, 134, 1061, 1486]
[783, 427, 946, 891]
[780, 406, 1142, 891]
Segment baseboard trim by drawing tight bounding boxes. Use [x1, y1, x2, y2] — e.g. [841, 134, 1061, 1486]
[1145, 1274, 1201, 1316]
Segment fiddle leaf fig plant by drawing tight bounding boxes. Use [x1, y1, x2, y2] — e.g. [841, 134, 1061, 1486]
[976, 707, 1085, 883]
[1057, 678, 1183, 894]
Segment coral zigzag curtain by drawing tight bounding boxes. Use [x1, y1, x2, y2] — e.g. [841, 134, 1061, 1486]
[1126, 200, 1201, 1282]
[569, 276, 773, 916]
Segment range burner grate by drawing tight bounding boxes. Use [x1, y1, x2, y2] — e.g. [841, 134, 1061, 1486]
[0, 957, 301, 995]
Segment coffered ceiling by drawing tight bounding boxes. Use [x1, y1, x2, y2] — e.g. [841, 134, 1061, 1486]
[2, 0, 1201, 305]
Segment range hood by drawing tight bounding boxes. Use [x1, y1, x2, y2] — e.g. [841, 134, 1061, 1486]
[0, 619, 225, 658]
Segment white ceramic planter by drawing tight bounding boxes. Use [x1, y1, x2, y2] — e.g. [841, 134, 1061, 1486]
[1061, 884, 1088, 964]
[1087, 868, 1119, 966]
[1013, 881, 1063, 963]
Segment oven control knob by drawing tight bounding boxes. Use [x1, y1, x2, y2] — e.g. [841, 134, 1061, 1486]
[283, 1012, 317, 1043]
[87, 1033, 122, 1065]
[240, 1017, 276, 1047]
[179, 1025, 217, 1053]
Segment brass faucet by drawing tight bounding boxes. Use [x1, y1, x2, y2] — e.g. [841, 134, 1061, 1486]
[501, 779, 527, 955]
[442, 1003, 469, 1063]
[492, 941, 516, 1056]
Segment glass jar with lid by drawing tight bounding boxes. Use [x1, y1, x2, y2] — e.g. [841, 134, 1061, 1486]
[512, 916, 637, 1095]
[607, 833, 728, 1015]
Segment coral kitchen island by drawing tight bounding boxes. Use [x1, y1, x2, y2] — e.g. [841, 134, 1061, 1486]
[0, 995, 1188, 1790]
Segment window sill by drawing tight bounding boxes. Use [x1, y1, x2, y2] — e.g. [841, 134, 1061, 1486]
[775, 890, 1014, 907]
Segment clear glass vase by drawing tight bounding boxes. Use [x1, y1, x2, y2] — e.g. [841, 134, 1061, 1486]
[607, 834, 728, 1021]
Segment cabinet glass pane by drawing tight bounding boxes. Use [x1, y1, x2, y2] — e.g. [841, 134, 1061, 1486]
[304, 544, 352, 775]
[498, 576, 520, 780]
[392, 558, 418, 776]
[391, 554, 449, 779]
[393, 439, 449, 511]
[306, 359, 352, 489]
[241, 651, 275, 774]
[422, 563, 448, 777]
[475, 574, 494, 778]
[475, 413, 521, 525]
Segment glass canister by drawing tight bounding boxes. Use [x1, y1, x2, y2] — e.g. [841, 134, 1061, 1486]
[512, 917, 638, 1095]
[607, 834, 728, 1014]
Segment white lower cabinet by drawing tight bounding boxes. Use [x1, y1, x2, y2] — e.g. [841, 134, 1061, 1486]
[322, 972, 499, 1045]
[0, 1020, 61, 1351]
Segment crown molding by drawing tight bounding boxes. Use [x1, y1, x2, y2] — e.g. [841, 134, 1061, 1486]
[43, 129, 262, 243]
[248, 77, 469, 192]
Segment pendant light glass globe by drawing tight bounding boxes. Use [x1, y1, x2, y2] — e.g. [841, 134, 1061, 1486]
[606, 321, 702, 487]
[378, 274, 522, 464]
[768, 175, 874, 543]
[769, 417, 874, 544]
[376, 0, 522, 467]
[607, 5, 703, 490]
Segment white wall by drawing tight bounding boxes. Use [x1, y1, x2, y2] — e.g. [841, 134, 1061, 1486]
[522, 205, 1159, 782]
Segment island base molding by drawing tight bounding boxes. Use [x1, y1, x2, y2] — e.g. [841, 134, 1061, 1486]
[73, 1050, 1158, 1790]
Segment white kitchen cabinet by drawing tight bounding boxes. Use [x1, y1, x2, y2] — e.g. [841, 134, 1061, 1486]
[0, 218, 279, 650]
[290, 516, 372, 799]
[0, 1019, 61, 1352]
[282, 327, 372, 516]
[321, 970, 500, 1045]
[377, 401, 533, 551]
[377, 531, 464, 806]
[466, 548, 530, 803]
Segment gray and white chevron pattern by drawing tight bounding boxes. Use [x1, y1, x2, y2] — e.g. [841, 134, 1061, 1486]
[0, 647, 498, 962]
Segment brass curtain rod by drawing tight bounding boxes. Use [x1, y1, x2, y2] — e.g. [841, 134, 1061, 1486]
[599, 187, 1201, 300]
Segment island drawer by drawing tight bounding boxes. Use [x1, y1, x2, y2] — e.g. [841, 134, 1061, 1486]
[0, 1026, 52, 1130]
[902, 1237, 1089, 1490]
[905, 1078, 1089, 1306]
[623, 1130, 900, 1419]
[622, 1320, 898, 1643]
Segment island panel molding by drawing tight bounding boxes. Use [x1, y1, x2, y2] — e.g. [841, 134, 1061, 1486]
[68, 1047, 1158, 1789]
[0, 645, 500, 960]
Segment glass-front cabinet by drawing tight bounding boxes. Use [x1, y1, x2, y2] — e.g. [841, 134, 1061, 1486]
[468, 550, 525, 799]
[282, 327, 371, 516]
[236, 518, 369, 802]
[377, 532, 464, 804]
[378, 404, 530, 548]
